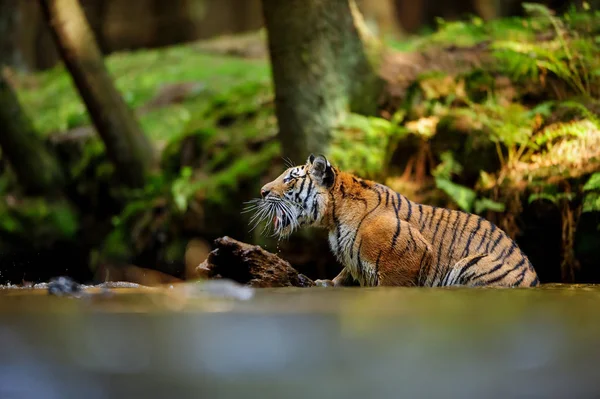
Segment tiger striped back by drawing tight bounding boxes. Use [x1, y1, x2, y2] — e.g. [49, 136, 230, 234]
[249, 154, 540, 288]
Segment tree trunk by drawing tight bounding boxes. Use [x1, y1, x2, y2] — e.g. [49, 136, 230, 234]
[0, 0, 24, 70]
[38, 0, 155, 188]
[261, 0, 384, 163]
[0, 72, 65, 195]
[356, 0, 404, 40]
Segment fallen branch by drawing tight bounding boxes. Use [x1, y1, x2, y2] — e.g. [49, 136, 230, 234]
[194, 236, 315, 288]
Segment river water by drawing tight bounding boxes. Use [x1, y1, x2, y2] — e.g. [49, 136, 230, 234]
[1, 283, 600, 399]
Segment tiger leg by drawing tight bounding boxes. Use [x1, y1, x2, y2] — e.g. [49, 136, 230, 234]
[441, 253, 539, 287]
[315, 267, 354, 287]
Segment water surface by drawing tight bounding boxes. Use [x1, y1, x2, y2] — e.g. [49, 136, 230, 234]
[1, 284, 600, 399]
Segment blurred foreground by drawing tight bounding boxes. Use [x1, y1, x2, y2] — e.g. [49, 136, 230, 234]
[1, 284, 600, 398]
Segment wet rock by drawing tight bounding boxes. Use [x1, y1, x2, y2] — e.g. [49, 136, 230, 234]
[194, 236, 315, 288]
[47, 276, 82, 296]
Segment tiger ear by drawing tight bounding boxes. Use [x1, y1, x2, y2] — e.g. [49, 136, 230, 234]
[310, 154, 334, 187]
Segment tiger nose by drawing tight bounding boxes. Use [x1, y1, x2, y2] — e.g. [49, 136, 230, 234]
[260, 188, 270, 198]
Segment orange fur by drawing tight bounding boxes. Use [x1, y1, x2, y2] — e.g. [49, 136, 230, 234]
[255, 155, 540, 288]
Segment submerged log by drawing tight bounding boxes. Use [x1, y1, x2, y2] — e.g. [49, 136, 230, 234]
[195, 236, 315, 288]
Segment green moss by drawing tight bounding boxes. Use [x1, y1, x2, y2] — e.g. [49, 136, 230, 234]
[169, 140, 280, 211]
[0, 197, 79, 244]
[387, 15, 535, 52]
[14, 45, 271, 138]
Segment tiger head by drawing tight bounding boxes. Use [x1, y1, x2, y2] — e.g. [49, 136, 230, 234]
[244, 154, 336, 238]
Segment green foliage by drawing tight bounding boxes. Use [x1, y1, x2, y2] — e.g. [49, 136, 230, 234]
[528, 190, 576, 204]
[452, 100, 539, 169]
[14, 46, 271, 139]
[527, 180, 579, 210]
[582, 172, 600, 213]
[389, 15, 535, 51]
[432, 152, 505, 214]
[330, 112, 408, 179]
[102, 76, 280, 262]
[583, 172, 600, 191]
[0, 198, 79, 244]
[492, 2, 599, 99]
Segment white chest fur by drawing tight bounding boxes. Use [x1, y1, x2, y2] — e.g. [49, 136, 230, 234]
[328, 225, 378, 286]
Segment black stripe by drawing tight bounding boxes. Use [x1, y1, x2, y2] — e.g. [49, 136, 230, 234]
[385, 190, 390, 207]
[407, 226, 416, 250]
[339, 229, 354, 245]
[530, 276, 540, 287]
[512, 268, 527, 287]
[340, 183, 346, 198]
[302, 179, 314, 208]
[449, 213, 470, 261]
[468, 262, 502, 281]
[474, 224, 492, 253]
[395, 193, 402, 213]
[417, 204, 424, 228]
[357, 240, 364, 275]
[492, 240, 516, 263]
[417, 250, 430, 285]
[391, 218, 401, 250]
[398, 238, 412, 258]
[491, 247, 508, 264]
[482, 258, 526, 285]
[427, 207, 438, 230]
[311, 196, 318, 220]
[330, 192, 341, 256]
[488, 231, 504, 254]
[406, 198, 412, 221]
[391, 194, 403, 249]
[444, 211, 463, 263]
[503, 240, 518, 261]
[430, 209, 445, 246]
[456, 254, 488, 280]
[460, 217, 482, 258]
[350, 189, 382, 259]
[375, 250, 382, 273]
[483, 224, 498, 253]
[431, 210, 454, 282]
[296, 178, 306, 201]
[435, 211, 455, 260]
[421, 208, 432, 230]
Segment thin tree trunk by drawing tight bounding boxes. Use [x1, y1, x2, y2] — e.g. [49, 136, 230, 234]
[39, 0, 155, 188]
[356, 0, 404, 40]
[0, 72, 65, 195]
[0, 0, 24, 70]
[261, 0, 384, 163]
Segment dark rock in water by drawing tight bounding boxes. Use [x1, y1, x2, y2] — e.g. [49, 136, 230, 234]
[195, 236, 315, 288]
[47, 276, 82, 296]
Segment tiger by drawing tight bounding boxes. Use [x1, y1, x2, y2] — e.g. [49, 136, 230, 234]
[244, 154, 540, 288]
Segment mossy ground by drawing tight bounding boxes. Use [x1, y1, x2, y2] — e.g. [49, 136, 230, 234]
[2, 3, 599, 283]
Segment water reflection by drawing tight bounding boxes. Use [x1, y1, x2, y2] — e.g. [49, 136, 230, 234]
[1, 284, 600, 399]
